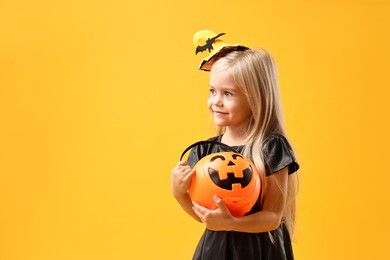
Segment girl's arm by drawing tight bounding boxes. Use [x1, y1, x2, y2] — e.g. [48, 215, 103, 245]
[192, 166, 289, 232]
[171, 160, 201, 222]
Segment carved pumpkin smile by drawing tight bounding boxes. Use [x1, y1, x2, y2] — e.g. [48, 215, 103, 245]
[208, 153, 253, 190]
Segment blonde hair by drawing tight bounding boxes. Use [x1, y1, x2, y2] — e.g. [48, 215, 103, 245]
[211, 49, 298, 237]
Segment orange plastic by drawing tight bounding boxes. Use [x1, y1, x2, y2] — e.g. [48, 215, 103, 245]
[189, 152, 261, 217]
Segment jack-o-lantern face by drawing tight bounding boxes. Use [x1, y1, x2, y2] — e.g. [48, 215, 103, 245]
[189, 152, 261, 217]
[208, 153, 253, 190]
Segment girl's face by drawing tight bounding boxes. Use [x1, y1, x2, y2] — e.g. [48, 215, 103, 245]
[208, 70, 251, 132]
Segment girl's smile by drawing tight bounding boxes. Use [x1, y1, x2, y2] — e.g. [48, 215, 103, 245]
[212, 110, 228, 116]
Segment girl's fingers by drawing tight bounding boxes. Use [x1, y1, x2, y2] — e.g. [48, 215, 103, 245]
[184, 169, 195, 180]
[192, 201, 207, 215]
[176, 160, 188, 167]
[213, 196, 230, 215]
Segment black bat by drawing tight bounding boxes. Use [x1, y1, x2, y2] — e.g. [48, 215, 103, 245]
[208, 165, 252, 190]
[195, 33, 226, 54]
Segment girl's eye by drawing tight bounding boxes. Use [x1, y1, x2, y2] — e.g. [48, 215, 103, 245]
[225, 92, 233, 97]
[209, 89, 216, 95]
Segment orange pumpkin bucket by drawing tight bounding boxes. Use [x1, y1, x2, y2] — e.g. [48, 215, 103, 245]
[180, 141, 261, 217]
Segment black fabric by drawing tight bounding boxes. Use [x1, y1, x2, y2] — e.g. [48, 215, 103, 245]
[188, 134, 299, 176]
[188, 134, 299, 260]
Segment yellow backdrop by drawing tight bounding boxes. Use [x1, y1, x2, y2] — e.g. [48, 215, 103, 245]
[1, 0, 389, 259]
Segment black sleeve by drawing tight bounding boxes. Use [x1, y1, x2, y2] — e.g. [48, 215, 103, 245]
[262, 134, 299, 176]
[187, 145, 201, 168]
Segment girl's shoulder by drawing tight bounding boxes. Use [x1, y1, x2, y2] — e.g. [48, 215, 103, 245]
[262, 133, 294, 151]
[263, 133, 288, 146]
[263, 133, 300, 175]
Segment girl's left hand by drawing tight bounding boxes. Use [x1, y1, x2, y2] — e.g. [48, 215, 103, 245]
[192, 195, 235, 231]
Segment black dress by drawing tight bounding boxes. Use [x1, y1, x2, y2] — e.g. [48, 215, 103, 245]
[187, 134, 299, 260]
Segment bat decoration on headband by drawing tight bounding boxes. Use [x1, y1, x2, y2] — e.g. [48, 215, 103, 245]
[193, 30, 248, 71]
[195, 33, 226, 54]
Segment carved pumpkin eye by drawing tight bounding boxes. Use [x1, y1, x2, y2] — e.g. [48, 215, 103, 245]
[210, 155, 226, 162]
[232, 153, 244, 160]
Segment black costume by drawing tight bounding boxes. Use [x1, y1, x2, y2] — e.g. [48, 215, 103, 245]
[188, 134, 299, 260]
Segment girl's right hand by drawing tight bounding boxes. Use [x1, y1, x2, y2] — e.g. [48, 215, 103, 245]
[171, 160, 194, 198]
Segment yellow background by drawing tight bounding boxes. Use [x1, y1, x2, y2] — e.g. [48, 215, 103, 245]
[1, 0, 389, 259]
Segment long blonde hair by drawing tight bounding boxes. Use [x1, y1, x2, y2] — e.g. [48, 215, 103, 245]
[211, 49, 298, 236]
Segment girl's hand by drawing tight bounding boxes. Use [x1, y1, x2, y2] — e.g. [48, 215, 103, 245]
[192, 195, 235, 231]
[171, 160, 194, 198]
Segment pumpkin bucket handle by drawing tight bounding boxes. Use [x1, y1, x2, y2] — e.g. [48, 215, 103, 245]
[180, 140, 238, 161]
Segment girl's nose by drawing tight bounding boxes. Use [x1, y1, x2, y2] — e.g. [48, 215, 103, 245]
[212, 94, 223, 106]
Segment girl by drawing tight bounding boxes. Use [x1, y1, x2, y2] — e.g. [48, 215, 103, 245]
[171, 48, 299, 260]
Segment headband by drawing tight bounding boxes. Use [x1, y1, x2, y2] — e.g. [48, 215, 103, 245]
[193, 30, 248, 71]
